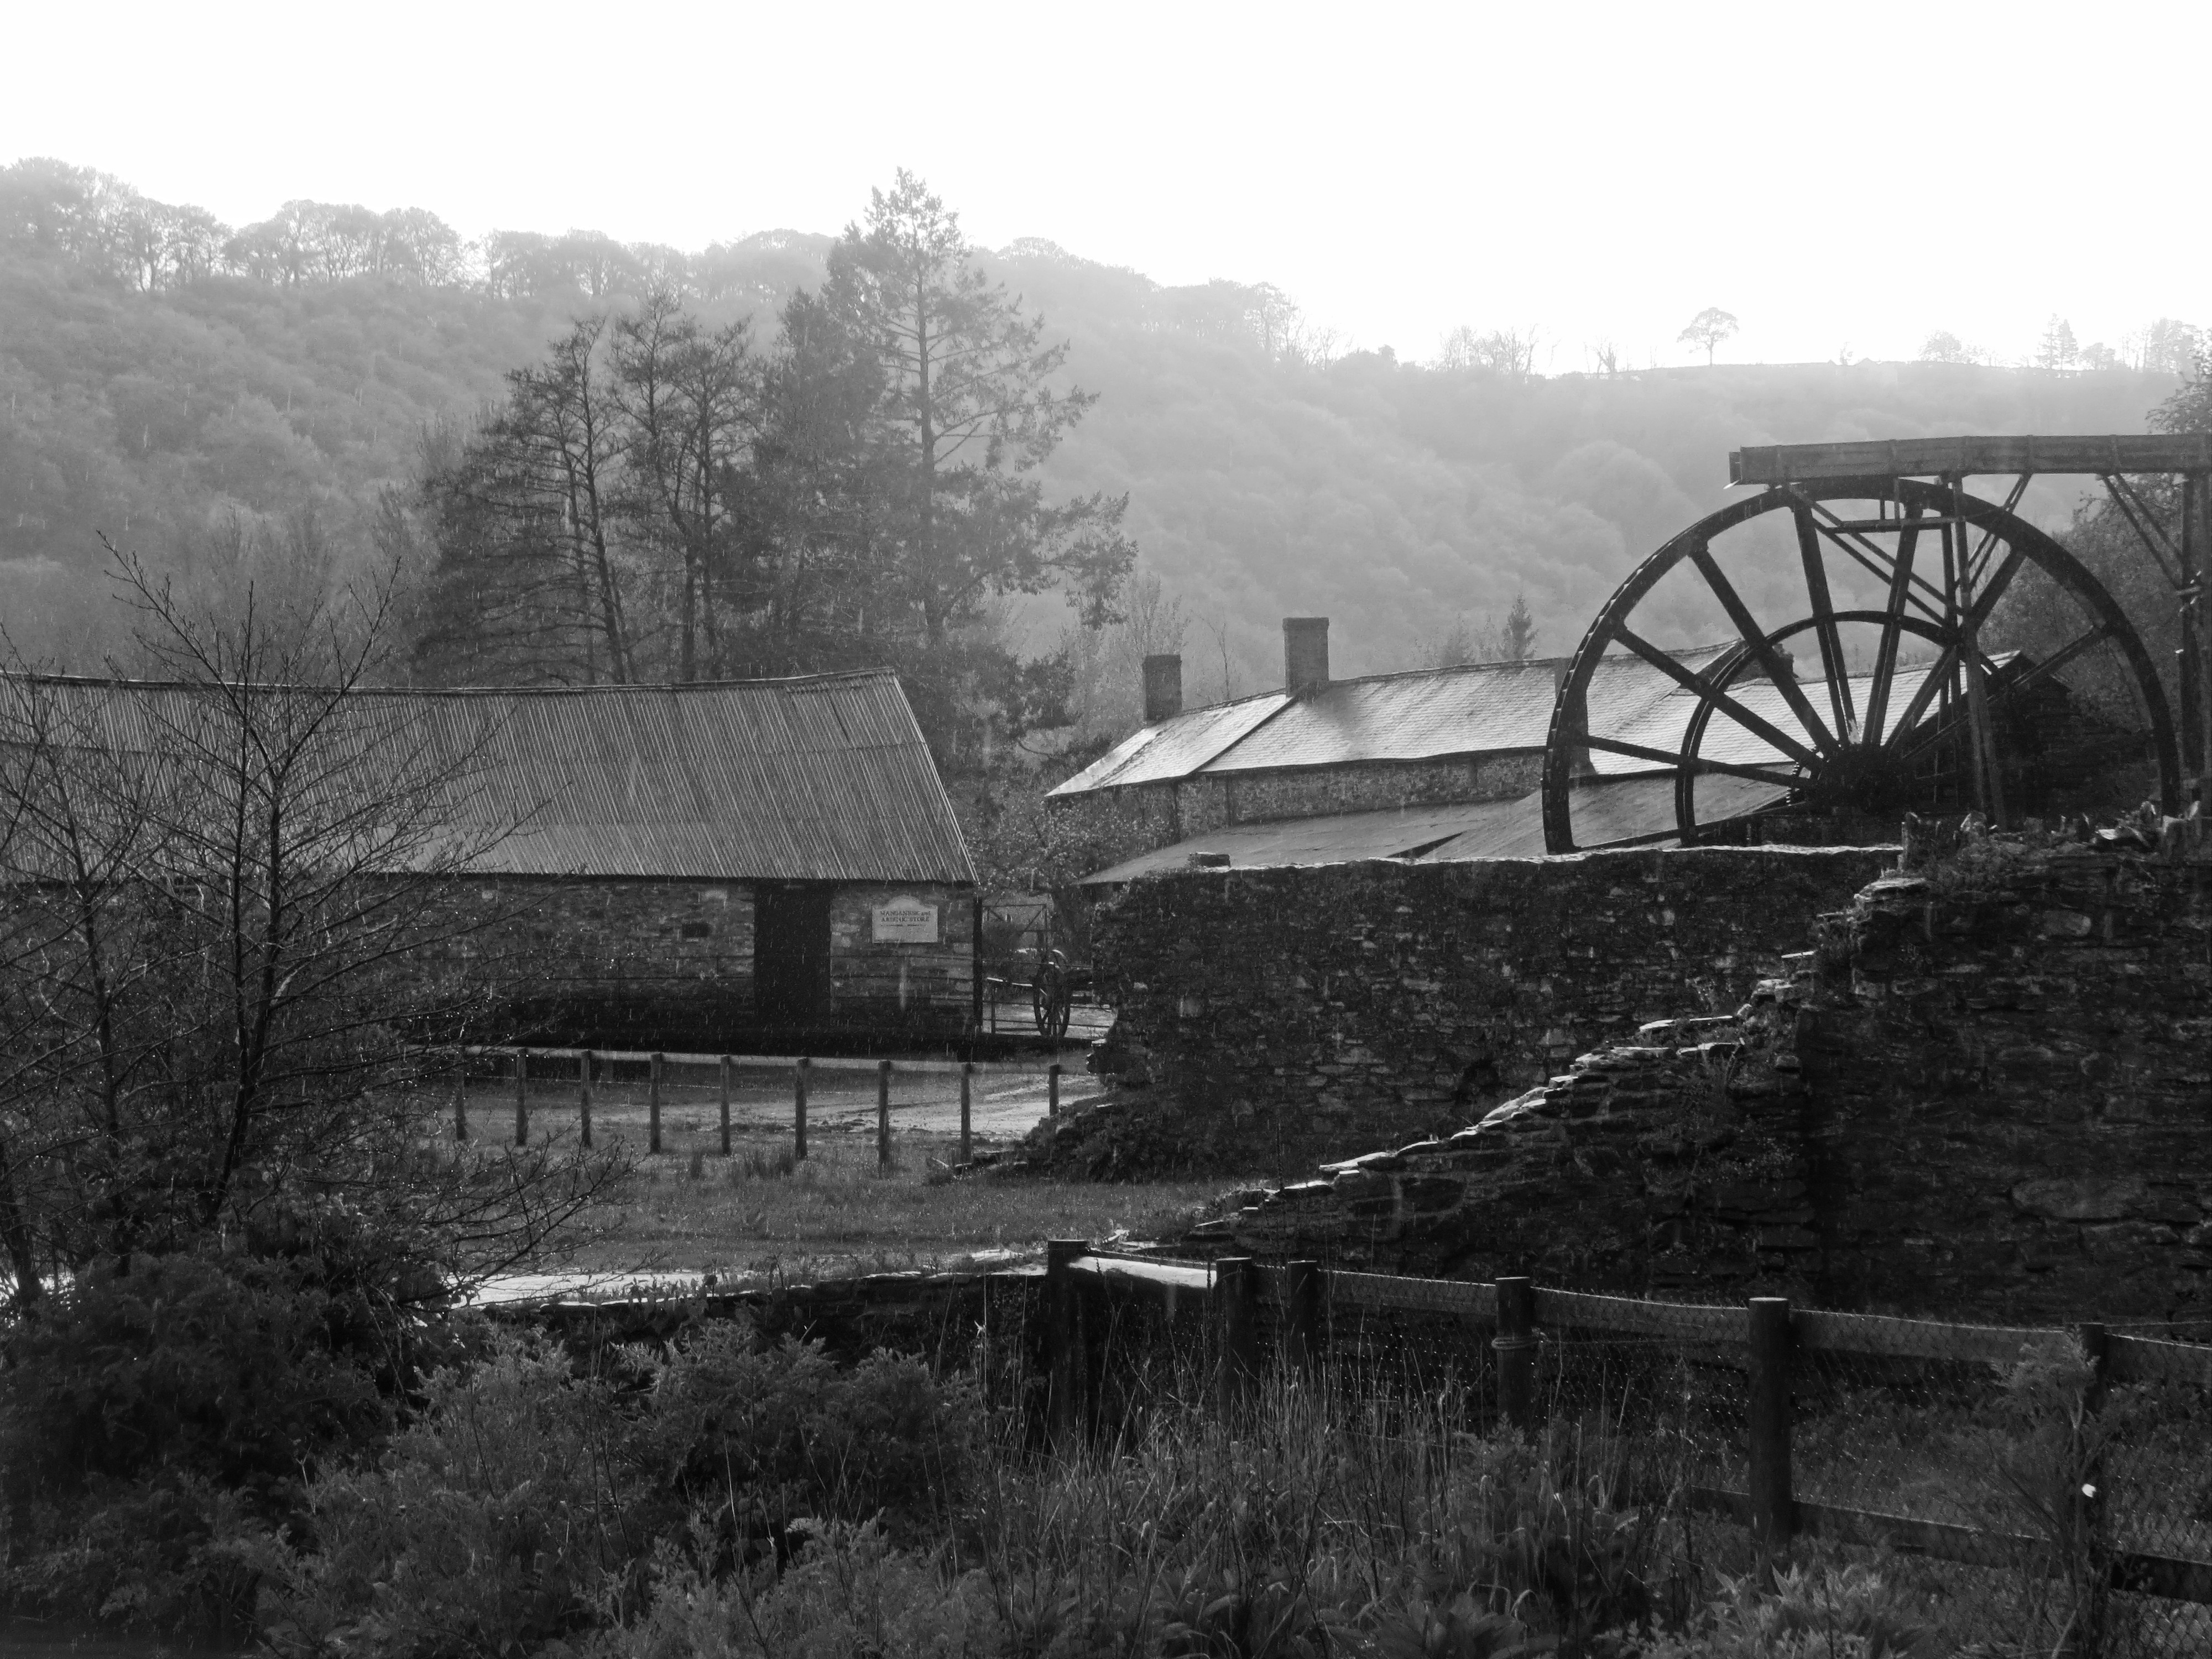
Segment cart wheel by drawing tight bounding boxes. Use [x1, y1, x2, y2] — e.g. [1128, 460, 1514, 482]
[1032, 966, 1072, 1040]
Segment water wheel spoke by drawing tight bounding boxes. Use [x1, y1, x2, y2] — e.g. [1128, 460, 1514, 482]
[1861, 510, 1923, 745]
[1791, 503, 1858, 740]
[1987, 623, 2114, 708]
[1795, 491, 1950, 623]
[1686, 544, 1841, 755]
[1965, 544, 2029, 632]
[1614, 625, 1825, 770]
[1880, 643, 1961, 755]
[1580, 734, 1804, 791]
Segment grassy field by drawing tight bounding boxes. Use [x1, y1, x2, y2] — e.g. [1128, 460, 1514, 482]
[465, 1068, 1253, 1290]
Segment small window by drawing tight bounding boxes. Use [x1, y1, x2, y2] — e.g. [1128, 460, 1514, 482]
[681, 920, 714, 939]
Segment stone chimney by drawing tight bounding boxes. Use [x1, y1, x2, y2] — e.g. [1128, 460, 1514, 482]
[1283, 617, 1330, 693]
[1142, 654, 1183, 724]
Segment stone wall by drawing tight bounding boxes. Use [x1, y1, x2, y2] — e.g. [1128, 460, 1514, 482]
[1052, 754, 1547, 876]
[1074, 846, 1892, 1171]
[1204, 830, 2212, 1323]
[458, 877, 975, 1050]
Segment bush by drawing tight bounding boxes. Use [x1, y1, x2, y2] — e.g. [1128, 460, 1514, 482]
[0, 1250, 400, 1637]
[273, 1333, 649, 1658]
[640, 1321, 982, 1544]
[581, 1524, 1005, 1659]
[271, 1318, 983, 1658]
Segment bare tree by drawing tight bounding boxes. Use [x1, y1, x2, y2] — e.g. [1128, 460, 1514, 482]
[1439, 325, 1541, 380]
[0, 549, 625, 1310]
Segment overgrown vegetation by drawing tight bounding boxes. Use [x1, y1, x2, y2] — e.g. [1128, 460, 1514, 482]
[17, 1298, 2168, 1657]
[0, 563, 624, 1641]
[568, 1126, 1234, 1280]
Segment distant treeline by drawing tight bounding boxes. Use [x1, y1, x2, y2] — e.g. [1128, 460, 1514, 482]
[1, 152, 2203, 768]
[1, 155, 795, 303]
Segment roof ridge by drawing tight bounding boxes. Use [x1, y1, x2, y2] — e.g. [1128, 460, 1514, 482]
[0, 667, 904, 698]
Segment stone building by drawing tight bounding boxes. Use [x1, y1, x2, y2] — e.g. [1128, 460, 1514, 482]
[11, 669, 978, 1052]
[1049, 618, 2124, 886]
[1048, 618, 1756, 884]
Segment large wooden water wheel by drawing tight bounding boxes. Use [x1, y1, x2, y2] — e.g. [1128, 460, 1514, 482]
[1540, 471, 2182, 853]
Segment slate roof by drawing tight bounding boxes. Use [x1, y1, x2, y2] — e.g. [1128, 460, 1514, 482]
[1050, 649, 1733, 798]
[1053, 645, 2002, 800]
[0, 670, 975, 885]
[1075, 774, 1793, 885]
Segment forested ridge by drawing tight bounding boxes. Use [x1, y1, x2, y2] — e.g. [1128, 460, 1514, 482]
[0, 155, 2193, 741]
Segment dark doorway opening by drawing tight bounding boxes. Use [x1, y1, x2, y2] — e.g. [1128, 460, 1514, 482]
[754, 884, 832, 1021]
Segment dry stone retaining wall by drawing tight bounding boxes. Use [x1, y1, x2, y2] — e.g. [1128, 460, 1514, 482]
[1079, 847, 1891, 1171]
[1199, 832, 2212, 1324]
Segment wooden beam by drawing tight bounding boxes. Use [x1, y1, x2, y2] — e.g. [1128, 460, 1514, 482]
[1688, 1488, 2212, 1606]
[1731, 435, 2212, 484]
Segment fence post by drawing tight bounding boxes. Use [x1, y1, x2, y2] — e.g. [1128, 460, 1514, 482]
[1283, 1259, 1322, 1375]
[513, 1048, 529, 1147]
[959, 1062, 973, 1165]
[1494, 1276, 1536, 1431]
[649, 1051, 664, 1155]
[877, 1059, 892, 1171]
[1217, 1256, 1261, 1413]
[718, 1055, 733, 1157]
[1046, 1238, 1088, 1445]
[2074, 1321, 2113, 1653]
[453, 1058, 468, 1142]
[794, 1058, 809, 1161]
[1048, 1062, 1061, 1117]
[578, 1050, 594, 1149]
[1747, 1296, 1797, 1571]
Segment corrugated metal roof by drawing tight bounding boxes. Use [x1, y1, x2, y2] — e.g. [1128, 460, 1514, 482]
[1078, 773, 1794, 883]
[1, 671, 975, 885]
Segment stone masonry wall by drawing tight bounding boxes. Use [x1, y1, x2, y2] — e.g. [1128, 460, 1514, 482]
[456, 877, 974, 1050]
[1078, 846, 1890, 1172]
[1207, 828, 2212, 1323]
[1051, 754, 1549, 877]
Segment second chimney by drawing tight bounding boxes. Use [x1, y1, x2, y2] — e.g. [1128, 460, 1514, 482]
[1142, 653, 1183, 724]
[1283, 617, 1330, 693]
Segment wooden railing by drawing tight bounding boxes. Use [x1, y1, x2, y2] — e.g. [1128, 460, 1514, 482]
[451, 1044, 1066, 1167]
[1041, 1247, 2212, 1608]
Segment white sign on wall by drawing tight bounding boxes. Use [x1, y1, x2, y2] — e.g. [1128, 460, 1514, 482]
[870, 896, 941, 943]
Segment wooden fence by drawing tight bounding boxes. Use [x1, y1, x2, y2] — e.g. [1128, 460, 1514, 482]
[1042, 1245, 2212, 1609]
[450, 1044, 1065, 1167]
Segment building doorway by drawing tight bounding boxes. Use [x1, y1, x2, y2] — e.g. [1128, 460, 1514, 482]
[754, 885, 831, 1021]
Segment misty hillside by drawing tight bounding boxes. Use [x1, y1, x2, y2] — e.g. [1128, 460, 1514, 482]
[0, 161, 2183, 691]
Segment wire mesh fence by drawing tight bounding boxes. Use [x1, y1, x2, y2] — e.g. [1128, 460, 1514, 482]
[1037, 1249, 2212, 1656]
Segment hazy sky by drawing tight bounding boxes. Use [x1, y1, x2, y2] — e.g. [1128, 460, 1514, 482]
[8, 1, 2205, 369]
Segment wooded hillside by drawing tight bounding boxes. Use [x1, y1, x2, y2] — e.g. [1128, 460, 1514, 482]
[0, 158, 2185, 706]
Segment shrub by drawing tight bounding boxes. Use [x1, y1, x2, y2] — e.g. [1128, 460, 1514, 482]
[272, 1332, 653, 1658]
[272, 1317, 983, 1657]
[582, 1523, 1005, 1659]
[639, 1321, 983, 1543]
[0, 1250, 400, 1637]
